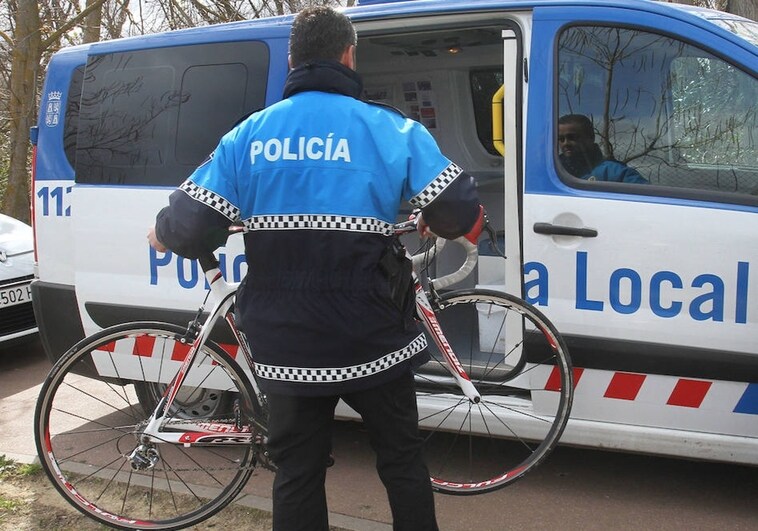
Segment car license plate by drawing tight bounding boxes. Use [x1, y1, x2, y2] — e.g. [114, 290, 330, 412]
[0, 282, 32, 308]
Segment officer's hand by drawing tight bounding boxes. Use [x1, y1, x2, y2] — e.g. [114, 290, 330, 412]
[410, 211, 435, 239]
[147, 226, 167, 252]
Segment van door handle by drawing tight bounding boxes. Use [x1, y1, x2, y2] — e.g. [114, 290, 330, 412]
[533, 222, 598, 238]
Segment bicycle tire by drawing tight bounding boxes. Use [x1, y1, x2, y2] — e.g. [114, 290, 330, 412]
[415, 289, 573, 495]
[34, 321, 261, 530]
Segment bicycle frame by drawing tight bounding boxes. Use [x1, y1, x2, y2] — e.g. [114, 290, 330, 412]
[138, 268, 259, 447]
[138, 229, 484, 447]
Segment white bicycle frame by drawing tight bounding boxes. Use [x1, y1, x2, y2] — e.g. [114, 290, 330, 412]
[137, 231, 482, 447]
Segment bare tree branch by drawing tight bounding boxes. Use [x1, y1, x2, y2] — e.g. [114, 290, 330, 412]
[0, 29, 13, 47]
[41, 0, 108, 49]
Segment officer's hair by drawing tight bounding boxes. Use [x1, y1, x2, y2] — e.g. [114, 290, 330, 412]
[558, 114, 595, 139]
[289, 6, 357, 67]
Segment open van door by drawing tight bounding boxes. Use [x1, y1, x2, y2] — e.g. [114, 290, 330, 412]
[496, 28, 524, 298]
[495, 28, 527, 358]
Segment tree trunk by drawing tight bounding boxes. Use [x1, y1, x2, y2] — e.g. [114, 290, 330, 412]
[724, 0, 758, 21]
[83, 0, 103, 43]
[2, 0, 41, 223]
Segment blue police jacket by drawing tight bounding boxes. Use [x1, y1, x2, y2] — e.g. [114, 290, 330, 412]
[583, 160, 648, 184]
[156, 61, 480, 395]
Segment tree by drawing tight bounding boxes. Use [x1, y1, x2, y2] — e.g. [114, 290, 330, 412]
[723, 0, 758, 20]
[2, 0, 43, 224]
[666, 0, 758, 20]
[2, 0, 107, 223]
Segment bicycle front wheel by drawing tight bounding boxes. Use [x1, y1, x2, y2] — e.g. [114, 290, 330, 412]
[416, 289, 573, 495]
[34, 322, 260, 531]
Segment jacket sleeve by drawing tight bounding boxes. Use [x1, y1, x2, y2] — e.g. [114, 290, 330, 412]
[402, 121, 481, 240]
[417, 168, 480, 240]
[155, 139, 241, 258]
[155, 185, 233, 259]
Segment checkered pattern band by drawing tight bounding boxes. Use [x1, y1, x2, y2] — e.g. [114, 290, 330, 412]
[409, 162, 463, 208]
[254, 334, 427, 383]
[180, 180, 240, 221]
[242, 214, 394, 235]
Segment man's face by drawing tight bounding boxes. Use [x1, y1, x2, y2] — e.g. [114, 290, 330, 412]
[558, 122, 593, 159]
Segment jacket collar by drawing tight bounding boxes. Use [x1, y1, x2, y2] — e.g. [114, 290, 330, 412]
[283, 60, 363, 100]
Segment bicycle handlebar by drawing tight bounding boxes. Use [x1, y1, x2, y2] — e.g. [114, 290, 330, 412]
[420, 237, 478, 289]
[395, 217, 481, 289]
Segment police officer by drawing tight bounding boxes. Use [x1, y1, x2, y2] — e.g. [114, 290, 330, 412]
[149, 6, 482, 530]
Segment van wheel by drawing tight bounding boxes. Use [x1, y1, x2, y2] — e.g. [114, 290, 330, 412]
[134, 381, 232, 419]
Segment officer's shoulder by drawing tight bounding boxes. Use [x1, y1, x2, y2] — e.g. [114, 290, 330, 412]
[363, 99, 408, 119]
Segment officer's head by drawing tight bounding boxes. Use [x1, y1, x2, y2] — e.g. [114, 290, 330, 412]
[288, 6, 357, 70]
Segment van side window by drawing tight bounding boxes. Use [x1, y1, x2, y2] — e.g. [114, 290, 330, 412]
[75, 41, 269, 187]
[63, 66, 85, 168]
[557, 25, 758, 198]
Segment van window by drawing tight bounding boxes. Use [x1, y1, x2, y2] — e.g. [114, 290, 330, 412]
[557, 25, 758, 198]
[63, 66, 85, 168]
[75, 41, 268, 187]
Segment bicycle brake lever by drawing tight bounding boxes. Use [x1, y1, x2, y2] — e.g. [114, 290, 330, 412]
[483, 221, 506, 259]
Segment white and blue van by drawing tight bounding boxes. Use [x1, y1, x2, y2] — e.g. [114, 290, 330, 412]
[31, 0, 758, 464]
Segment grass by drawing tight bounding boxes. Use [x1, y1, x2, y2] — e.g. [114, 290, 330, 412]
[0, 455, 42, 480]
[0, 456, 27, 518]
[0, 454, 277, 530]
[0, 455, 16, 475]
[0, 496, 21, 511]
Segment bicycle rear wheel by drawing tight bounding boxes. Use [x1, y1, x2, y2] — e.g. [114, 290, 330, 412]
[34, 322, 261, 530]
[416, 289, 573, 494]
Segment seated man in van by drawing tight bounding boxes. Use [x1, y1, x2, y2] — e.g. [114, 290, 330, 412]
[558, 114, 647, 184]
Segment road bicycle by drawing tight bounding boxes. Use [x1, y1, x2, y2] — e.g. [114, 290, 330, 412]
[34, 217, 573, 530]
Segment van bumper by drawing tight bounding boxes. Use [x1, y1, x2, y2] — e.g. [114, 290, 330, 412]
[31, 280, 86, 364]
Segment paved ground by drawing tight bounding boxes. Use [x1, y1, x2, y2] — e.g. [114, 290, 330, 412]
[2, 338, 757, 530]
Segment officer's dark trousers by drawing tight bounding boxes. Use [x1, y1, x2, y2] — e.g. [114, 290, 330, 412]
[266, 370, 439, 531]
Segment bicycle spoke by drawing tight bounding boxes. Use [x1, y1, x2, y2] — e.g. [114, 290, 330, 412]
[56, 432, 129, 465]
[159, 452, 207, 504]
[53, 408, 136, 435]
[61, 381, 143, 422]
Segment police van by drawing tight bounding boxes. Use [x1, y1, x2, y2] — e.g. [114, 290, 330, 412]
[31, 0, 758, 464]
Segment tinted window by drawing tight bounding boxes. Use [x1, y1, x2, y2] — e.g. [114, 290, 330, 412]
[75, 41, 268, 186]
[64, 66, 85, 167]
[557, 26, 758, 198]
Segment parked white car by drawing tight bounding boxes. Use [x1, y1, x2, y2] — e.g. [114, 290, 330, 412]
[0, 213, 37, 346]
